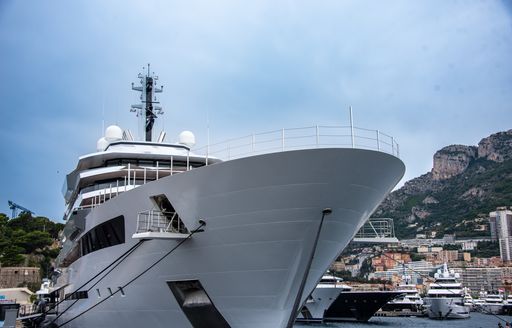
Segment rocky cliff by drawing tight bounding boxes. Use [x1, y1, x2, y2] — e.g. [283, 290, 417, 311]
[375, 129, 512, 239]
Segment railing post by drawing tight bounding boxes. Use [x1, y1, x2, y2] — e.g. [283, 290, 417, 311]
[316, 125, 319, 147]
[144, 167, 146, 184]
[187, 150, 190, 170]
[170, 156, 173, 176]
[252, 133, 255, 154]
[391, 137, 395, 155]
[127, 163, 131, 186]
[350, 106, 355, 148]
[156, 161, 159, 180]
[396, 143, 400, 157]
[376, 130, 380, 151]
[282, 128, 285, 151]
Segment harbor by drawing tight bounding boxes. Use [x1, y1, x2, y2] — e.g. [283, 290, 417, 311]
[294, 312, 511, 328]
[1, 1, 512, 328]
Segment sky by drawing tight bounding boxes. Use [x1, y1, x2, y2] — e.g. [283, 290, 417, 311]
[0, 0, 511, 221]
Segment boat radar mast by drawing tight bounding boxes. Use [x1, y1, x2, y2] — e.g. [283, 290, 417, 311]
[130, 64, 164, 142]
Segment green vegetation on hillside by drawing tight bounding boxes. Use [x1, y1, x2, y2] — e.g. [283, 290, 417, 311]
[470, 240, 500, 258]
[378, 158, 512, 239]
[0, 212, 64, 278]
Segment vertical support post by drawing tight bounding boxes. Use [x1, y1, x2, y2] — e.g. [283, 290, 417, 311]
[397, 143, 400, 157]
[116, 180, 119, 196]
[156, 161, 159, 180]
[252, 133, 255, 153]
[144, 167, 147, 184]
[133, 170, 136, 187]
[349, 106, 355, 148]
[206, 123, 210, 166]
[127, 163, 131, 186]
[316, 125, 319, 147]
[187, 150, 190, 171]
[109, 184, 112, 201]
[171, 156, 173, 176]
[391, 137, 395, 155]
[282, 128, 285, 151]
[376, 130, 380, 151]
[124, 176, 127, 192]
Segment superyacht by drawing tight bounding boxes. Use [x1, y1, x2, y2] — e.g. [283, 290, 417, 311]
[381, 273, 424, 314]
[480, 291, 505, 315]
[297, 274, 402, 323]
[424, 263, 470, 319]
[39, 66, 405, 328]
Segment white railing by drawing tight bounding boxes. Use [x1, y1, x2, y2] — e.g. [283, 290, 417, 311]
[135, 210, 187, 234]
[195, 125, 399, 161]
[354, 218, 396, 240]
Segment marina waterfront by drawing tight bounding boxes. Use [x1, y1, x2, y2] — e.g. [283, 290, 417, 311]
[295, 312, 508, 327]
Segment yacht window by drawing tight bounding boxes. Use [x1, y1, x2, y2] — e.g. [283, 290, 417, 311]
[80, 216, 125, 256]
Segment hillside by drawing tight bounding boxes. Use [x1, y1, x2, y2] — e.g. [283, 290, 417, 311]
[0, 213, 64, 285]
[374, 129, 512, 239]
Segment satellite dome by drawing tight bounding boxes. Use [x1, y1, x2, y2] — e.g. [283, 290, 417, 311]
[105, 125, 123, 141]
[178, 131, 196, 147]
[97, 137, 109, 152]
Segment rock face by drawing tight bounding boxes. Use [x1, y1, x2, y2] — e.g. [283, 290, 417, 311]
[478, 129, 512, 162]
[431, 145, 477, 181]
[375, 129, 512, 239]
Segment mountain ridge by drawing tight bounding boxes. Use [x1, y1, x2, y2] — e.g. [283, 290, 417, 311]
[374, 129, 512, 239]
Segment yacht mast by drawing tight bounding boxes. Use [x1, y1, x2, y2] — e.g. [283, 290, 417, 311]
[131, 64, 164, 141]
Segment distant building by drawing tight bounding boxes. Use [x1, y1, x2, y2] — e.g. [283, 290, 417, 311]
[457, 267, 505, 292]
[372, 252, 411, 272]
[0, 288, 34, 304]
[489, 208, 512, 262]
[0, 267, 40, 288]
[370, 260, 440, 285]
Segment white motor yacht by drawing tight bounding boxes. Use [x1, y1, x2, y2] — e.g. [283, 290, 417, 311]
[424, 263, 470, 319]
[39, 66, 405, 328]
[381, 274, 424, 314]
[480, 291, 505, 315]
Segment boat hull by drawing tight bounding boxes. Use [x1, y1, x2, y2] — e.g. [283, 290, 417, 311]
[54, 148, 405, 328]
[322, 291, 403, 322]
[424, 298, 470, 319]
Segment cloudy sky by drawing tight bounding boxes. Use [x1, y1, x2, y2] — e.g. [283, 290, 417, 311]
[0, 1, 511, 221]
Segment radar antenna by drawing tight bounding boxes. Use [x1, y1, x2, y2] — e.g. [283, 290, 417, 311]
[130, 64, 164, 141]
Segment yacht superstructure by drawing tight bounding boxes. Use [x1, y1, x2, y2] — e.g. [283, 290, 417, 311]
[480, 291, 505, 315]
[45, 67, 405, 328]
[424, 263, 470, 319]
[381, 273, 424, 314]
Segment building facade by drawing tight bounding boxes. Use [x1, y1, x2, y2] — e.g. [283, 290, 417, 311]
[490, 208, 512, 262]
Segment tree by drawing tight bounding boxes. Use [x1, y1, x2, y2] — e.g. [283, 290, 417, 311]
[0, 245, 25, 266]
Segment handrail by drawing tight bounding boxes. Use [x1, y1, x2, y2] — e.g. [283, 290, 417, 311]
[135, 210, 188, 234]
[195, 125, 399, 161]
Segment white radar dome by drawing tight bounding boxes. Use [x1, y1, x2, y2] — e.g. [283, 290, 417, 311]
[178, 131, 196, 147]
[105, 125, 123, 142]
[97, 137, 109, 152]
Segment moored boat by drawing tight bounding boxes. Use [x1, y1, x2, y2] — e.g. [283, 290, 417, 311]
[44, 66, 405, 328]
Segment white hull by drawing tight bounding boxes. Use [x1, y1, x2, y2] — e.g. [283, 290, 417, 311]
[480, 303, 504, 315]
[54, 148, 404, 328]
[297, 287, 340, 322]
[424, 298, 470, 319]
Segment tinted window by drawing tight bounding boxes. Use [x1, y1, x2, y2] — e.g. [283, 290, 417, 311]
[80, 216, 125, 256]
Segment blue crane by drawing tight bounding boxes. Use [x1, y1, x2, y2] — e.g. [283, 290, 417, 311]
[7, 200, 34, 219]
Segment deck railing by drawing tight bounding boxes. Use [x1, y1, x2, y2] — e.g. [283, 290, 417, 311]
[135, 210, 187, 234]
[195, 125, 399, 161]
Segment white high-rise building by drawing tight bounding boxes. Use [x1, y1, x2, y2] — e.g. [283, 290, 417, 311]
[490, 207, 512, 262]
